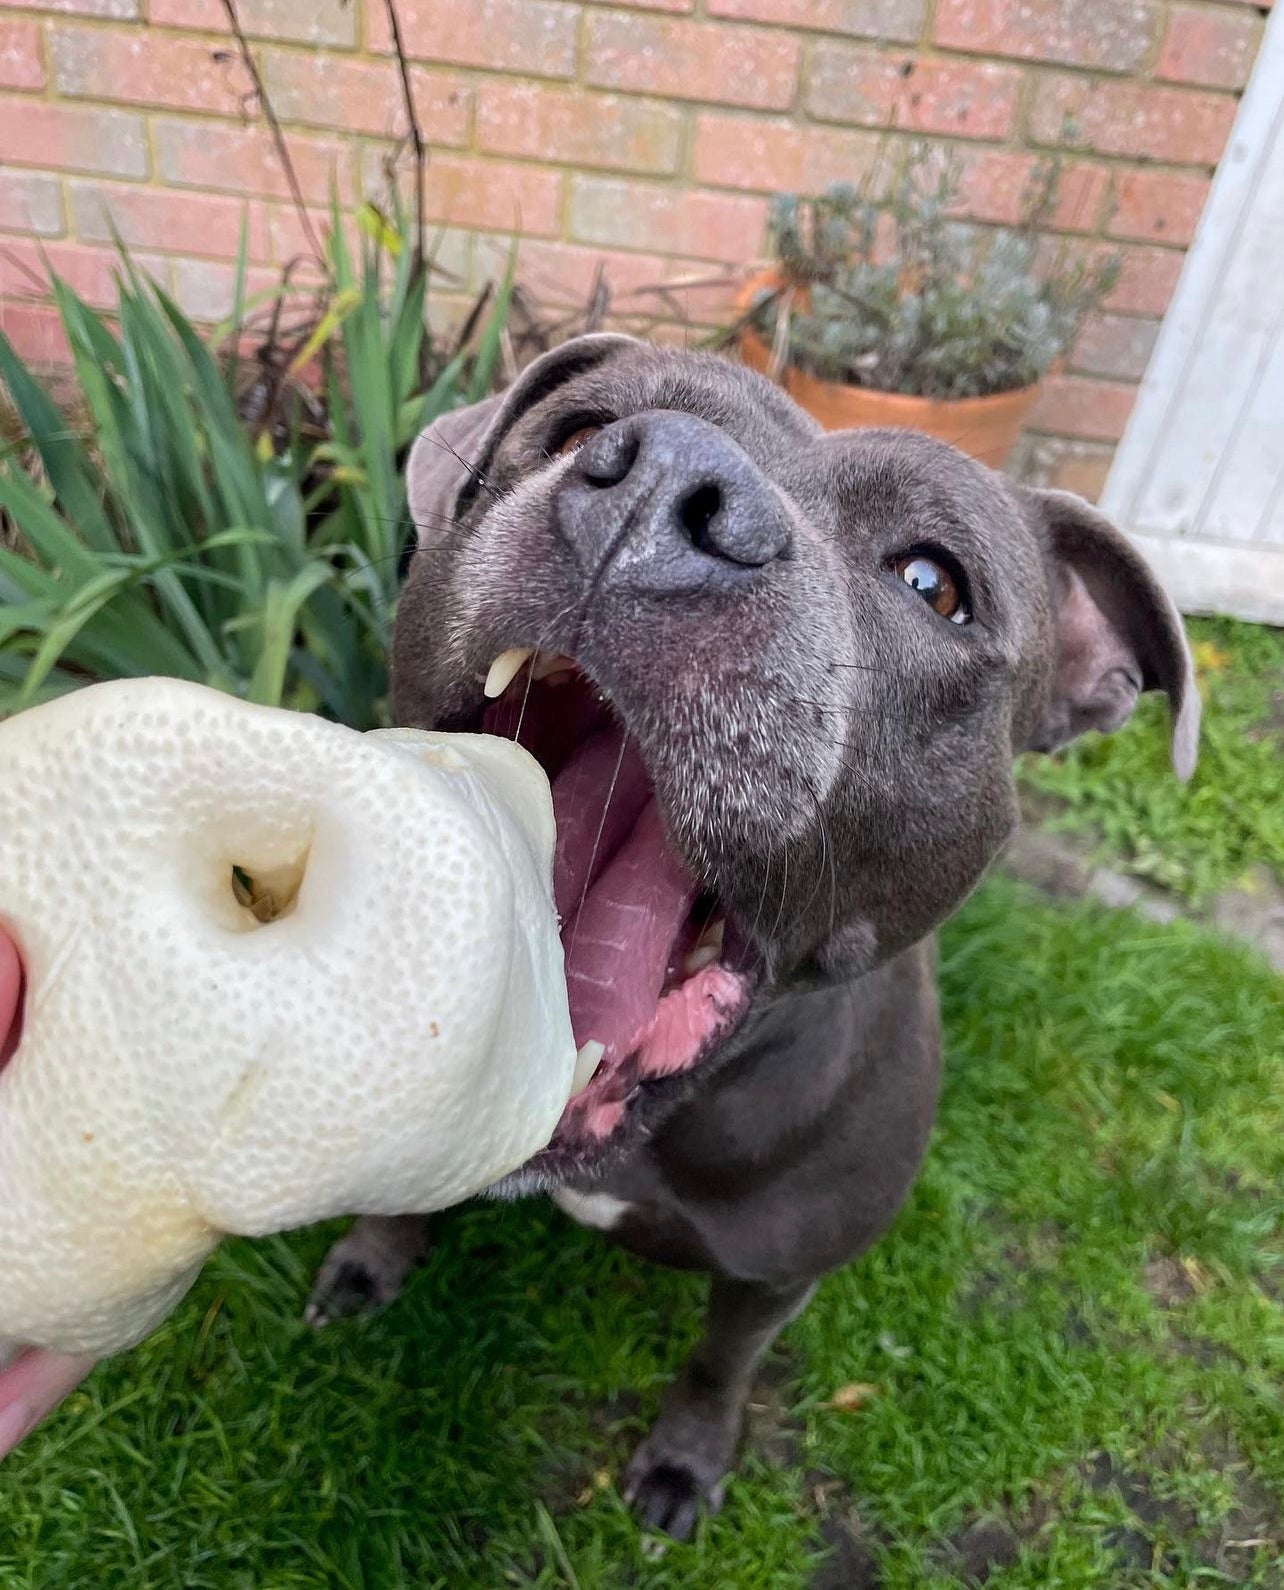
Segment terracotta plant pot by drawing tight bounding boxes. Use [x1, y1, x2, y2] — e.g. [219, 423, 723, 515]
[736, 273, 1040, 469]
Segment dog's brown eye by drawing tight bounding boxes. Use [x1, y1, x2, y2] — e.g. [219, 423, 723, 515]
[556, 425, 601, 456]
[894, 554, 969, 623]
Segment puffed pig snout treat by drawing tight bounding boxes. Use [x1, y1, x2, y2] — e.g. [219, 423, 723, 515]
[0, 678, 576, 1361]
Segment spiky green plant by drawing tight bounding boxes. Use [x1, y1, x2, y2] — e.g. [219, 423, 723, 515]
[0, 202, 513, 727]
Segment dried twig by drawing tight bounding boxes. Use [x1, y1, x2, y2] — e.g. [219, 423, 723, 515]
[216, 0, 323, 266]
[383, 0, 427, 273]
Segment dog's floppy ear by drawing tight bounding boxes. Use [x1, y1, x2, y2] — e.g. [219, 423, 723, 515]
[1018, 487, 1201, 781]
[406, 333, 641, 547]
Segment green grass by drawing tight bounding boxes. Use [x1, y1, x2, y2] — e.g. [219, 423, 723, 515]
[2, 879, 1280, 1589]
[1019, 616, 1284, 903]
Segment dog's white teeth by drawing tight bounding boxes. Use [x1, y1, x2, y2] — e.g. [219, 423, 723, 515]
[570, 1039, 606, 1097]
[531, 651, 576, 683]
[684, 918, 726, 976]
[483, 647, 534, 699]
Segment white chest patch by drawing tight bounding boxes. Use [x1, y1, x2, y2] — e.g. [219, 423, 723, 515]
[551, 1187, 635, 1233]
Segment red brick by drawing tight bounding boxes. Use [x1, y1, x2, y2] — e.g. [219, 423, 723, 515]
[1071, 312, 1158, 381]
[153, 117, 355, 204]
[0, 0, 136, 16]
[351, 152, 564, 239]
[266, 204, 337, 267]
[935, 0, 1158, 72]
[368, 0, 579, 78]
[260, 51, 470, 144]
[148, 0, 355, 46]
[0, 19, 43, 89]
[807, 45, 1020, 140]
[425, 156, 563, 240]
[569, 176, 769, 262]
[1029, 74, 1237, 166]
[0, 301, 70, 366]
[70, 180, 272, 261]
[169, 255, 307, 323]
[1155, 5, 1262, 90]
[1107, 169, 1211, 247]
[709, 0, 925, 38]
[477, 83, 683, 175]
[1103, 244, 1184, 316]
[649, 261, 751, 323]
[476, 234, 678, 305]
[585, 13, 799, 111]
[1021, 436, 1116, 500]
[1030, 375, 1136, 441]
[0, 98, 148, 177]
[0, 170, 63, 236]
[1050, 449, 1113, 502]
[950, 150, 1109, 232]
[0, 237, 167, 310]
[270, 198, 474, 277]
[640, 316, 722, 345]
[693, 112, 880, 192]
[49, 22, 255, 115]
[605, 0, 694, 10]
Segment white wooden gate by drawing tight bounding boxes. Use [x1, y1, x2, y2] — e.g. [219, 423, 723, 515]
[1102, 4, 1284, 626]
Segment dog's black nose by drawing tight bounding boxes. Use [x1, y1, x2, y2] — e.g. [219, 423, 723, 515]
[556, 412, 791, 597]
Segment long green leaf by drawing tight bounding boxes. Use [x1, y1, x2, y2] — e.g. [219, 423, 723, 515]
[0, 326, 115, 553]
[18, 567, 136, 704]
[247, 563, 333, 707]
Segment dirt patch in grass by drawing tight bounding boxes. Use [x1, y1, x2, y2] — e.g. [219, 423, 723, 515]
[1143, 1256, 1203, 1306]
[745, 1350, 806, 1472]
[807, 1475, 891, 1590]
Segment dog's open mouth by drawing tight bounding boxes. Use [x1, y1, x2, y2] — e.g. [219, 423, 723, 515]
[478, 649, 754, 1164]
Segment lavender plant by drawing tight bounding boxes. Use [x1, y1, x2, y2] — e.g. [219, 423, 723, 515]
[754, 148, 1120, 401]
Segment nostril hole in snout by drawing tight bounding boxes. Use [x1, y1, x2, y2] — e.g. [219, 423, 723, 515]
[678, 483, 724, 554]
[230, 853, 309, 927]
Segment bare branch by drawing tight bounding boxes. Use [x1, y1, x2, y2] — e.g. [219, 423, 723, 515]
[216, 0, 323, 266]
[383, 0, 427, 274]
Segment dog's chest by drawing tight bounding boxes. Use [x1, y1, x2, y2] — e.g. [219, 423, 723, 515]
[550, 1187, 636, 1232]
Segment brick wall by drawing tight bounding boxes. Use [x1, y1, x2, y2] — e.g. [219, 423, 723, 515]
[0, 0, 1269, 496]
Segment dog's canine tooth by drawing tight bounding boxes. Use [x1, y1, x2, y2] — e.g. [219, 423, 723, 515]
[484, 647, 534, 699]
[684, 918, 725, 976]
[571, 1039, 606, 1097]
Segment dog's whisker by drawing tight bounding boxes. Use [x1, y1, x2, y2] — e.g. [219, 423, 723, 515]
[765, 845, 791, 962]
[746, 843, 775, 965]
[425, 435, 503, 499]
[796, 778, 839, 941]
[567, 732, 630, 973]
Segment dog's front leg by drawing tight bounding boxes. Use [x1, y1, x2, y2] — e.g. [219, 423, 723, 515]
[304, 1214, 432, 1329]
[623, 1274, 816, 1540]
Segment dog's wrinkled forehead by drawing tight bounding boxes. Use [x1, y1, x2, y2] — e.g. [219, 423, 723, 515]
[492, 343, 818, 479]
[404, 333, 1198, 786]
[484, 343, 1045, 653]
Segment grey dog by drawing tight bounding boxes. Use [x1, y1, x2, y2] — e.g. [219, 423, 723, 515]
[306, 334, 1199, 1540]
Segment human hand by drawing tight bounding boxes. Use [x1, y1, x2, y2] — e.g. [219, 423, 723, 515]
[0, 929, 97, 1461]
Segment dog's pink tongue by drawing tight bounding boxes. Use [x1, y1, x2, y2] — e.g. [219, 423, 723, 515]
[551, 729, 650, 918]
[561, 799, 698, 1061]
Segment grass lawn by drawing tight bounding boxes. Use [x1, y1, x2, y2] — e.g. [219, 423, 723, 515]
[1, 877, 1280, 1589]
[1019, 616, 1284, 903]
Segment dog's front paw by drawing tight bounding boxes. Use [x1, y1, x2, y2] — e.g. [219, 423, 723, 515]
[622, 1416, 735, 1541]
[304, 1214, 430, 1329]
